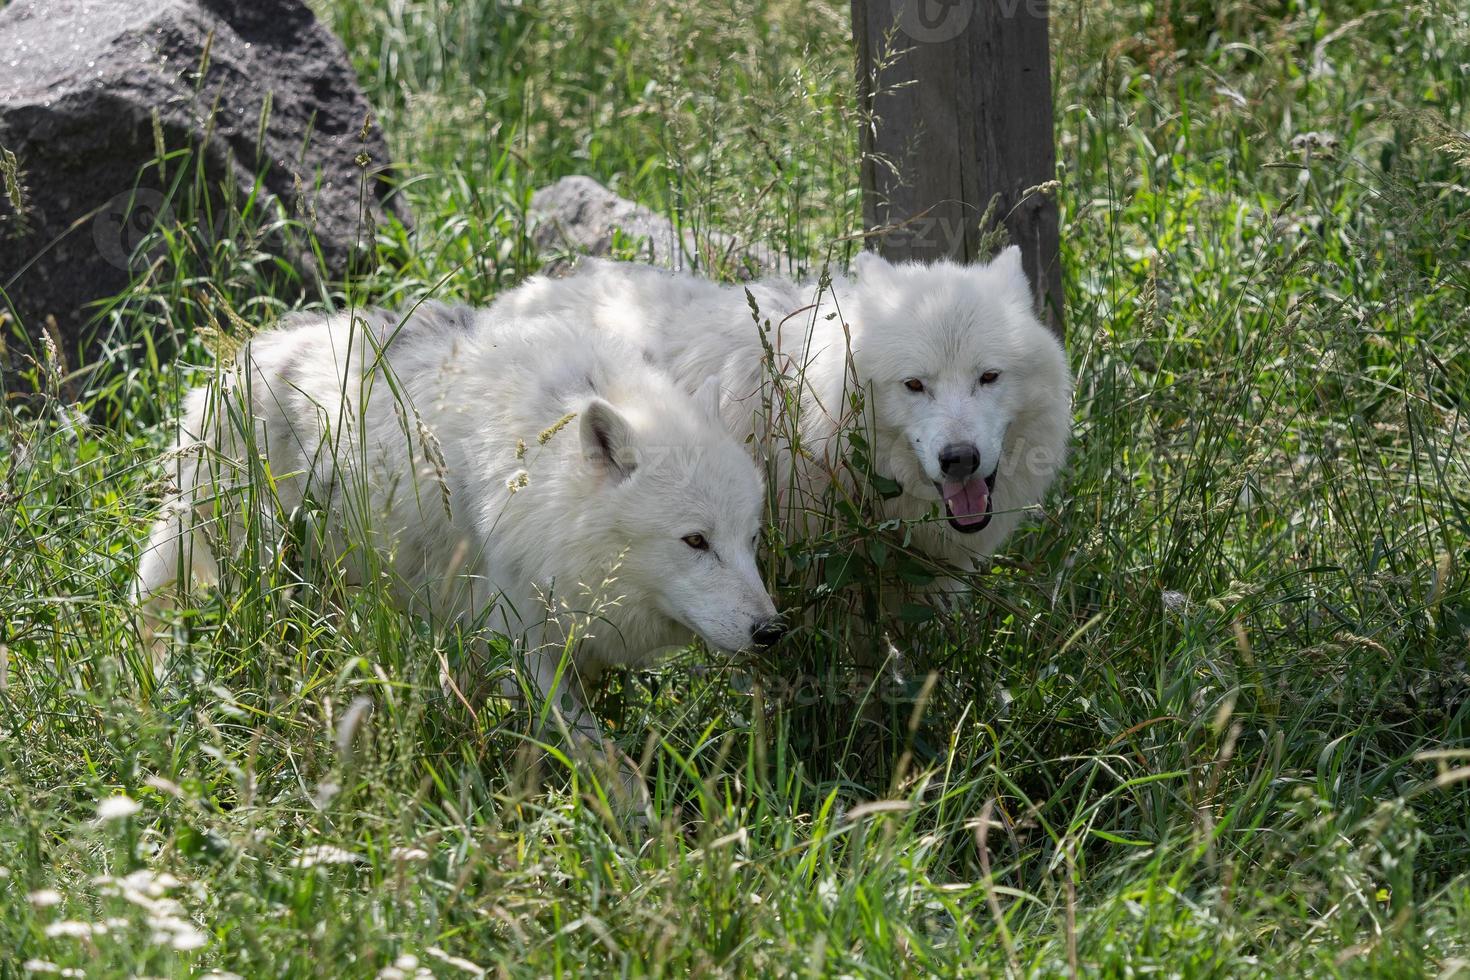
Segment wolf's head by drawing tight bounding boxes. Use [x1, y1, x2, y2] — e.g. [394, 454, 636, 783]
[579, 375, 782, 653]
[846, 247, 1071, 544]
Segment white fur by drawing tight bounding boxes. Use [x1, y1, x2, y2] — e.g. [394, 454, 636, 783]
[489, 246, 1072, 574]
[134, 303, 778, 733]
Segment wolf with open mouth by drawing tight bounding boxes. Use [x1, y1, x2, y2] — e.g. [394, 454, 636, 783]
[491, 245, 1072, 584]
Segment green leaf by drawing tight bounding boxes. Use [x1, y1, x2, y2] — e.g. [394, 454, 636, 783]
[896, 557, 935, 587]
[898, 602, 935, 624]
[1090, 829, 1153, 847]
[824, 552, 859, 591]
[869, 472, 903, 498]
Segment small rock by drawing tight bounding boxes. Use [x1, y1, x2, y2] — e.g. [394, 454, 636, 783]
[530, 175, 779, 279]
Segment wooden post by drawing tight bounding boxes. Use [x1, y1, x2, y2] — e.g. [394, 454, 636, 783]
[852, 0, 1064, 337]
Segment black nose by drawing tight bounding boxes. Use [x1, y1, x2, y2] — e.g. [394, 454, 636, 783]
[750, 617, 787, 649]
[938, 443, 981, 479]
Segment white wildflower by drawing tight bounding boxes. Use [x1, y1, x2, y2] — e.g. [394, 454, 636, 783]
[167, 924, 208, 951]
[147, 909, 208, 952]
[121, 869, 180, 897]
[143, 775, 185, 798]
[124, 891, 180, 916]
[28, 888, 62, 908]
[425, 947, 485, 976]
[23, 960, 59, 974]
[101, 869, 183, 914]
[816, 876, 838, 909]
[146, 911, 189, 932]
[377, 954, 433, 979]
[291, 844, 362, 868]
[96, 795, 141, 822]
[44, 920, 107, 938]
[389, 846, 430, 863]
[1290, 130, 1339, 153]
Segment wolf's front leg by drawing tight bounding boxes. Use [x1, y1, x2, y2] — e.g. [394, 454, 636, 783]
[133, 493, 223, 662]
[504, 631, 651, 817]
[499, 628, 601, 743]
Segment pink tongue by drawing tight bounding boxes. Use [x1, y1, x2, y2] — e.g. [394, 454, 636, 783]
[942, 478, 990, 526]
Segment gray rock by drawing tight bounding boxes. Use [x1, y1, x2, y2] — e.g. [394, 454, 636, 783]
[530, 175, 779, 280]
[0, 0, 404, 376]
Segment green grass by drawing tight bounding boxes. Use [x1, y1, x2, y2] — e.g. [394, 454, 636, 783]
[3, 0, 1470, 974]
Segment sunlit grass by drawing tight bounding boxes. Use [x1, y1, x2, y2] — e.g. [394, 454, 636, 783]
[1, 0, 1469, 974]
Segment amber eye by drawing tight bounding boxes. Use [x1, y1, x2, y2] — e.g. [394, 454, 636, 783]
[979, 370, 1001, 385]
[682, 533, 709, 550]
[903, 378, 925, 393]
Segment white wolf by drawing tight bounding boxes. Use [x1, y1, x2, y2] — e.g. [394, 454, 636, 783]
[490, 246, 1072, 583]
[134, 304, 783, 734]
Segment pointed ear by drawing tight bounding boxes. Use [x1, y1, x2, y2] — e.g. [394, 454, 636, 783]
[581, 398, 638, 482]
[988, 244, 1033, 300]
[853, 249, 895, 284]
[692, 374, 722, 422]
